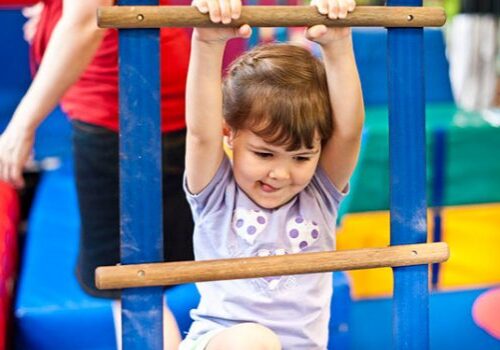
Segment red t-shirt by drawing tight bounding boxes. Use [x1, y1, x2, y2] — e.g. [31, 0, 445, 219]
[32, 0, 190, 132]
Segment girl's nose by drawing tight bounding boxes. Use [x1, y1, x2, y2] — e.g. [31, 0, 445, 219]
[269, 166, 290, 180]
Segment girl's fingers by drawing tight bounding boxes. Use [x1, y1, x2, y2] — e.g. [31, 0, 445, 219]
[312, 0, 328, 15]
[337, 0, 349, 19]
[347, 0, 356, 12]
[194, 0, 243, 23]
[207, 0, 221, 22]
[230, 0, 241, 19]
[192, 0, 209, 13]
[328, 0, 339, 19]
[220, 0, 231, 24]
[314, 0, 356, 19]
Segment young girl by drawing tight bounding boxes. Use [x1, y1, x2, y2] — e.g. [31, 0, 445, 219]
[182, 0, 363, 348]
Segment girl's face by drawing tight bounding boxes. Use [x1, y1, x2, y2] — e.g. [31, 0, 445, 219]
[226, 128, 321, 209]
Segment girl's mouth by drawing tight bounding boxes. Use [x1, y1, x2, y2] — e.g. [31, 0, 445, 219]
[260, 181, 278, 193]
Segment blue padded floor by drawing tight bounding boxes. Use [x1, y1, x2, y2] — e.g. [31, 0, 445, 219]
[349, 288, 500, 350]
[14, 160, 117, 350]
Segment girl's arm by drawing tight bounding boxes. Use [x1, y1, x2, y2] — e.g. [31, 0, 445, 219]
[185, 37, 227, 195]
[0, 0, 113, 188]
[185, 0, 250, 194]
[307, 0, 364, 192]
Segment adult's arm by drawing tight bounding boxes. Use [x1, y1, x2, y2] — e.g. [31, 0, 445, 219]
[0, 0, 113, 188]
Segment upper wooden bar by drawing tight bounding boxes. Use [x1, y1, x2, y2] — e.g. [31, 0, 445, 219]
[97, 6, 446, 29]
[95, 242, 449, 289]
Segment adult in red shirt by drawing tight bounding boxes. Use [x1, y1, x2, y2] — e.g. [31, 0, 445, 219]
[0, 0, 193, 346]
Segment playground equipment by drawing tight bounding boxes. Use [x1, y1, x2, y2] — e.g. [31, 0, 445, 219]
[96, 243, 448, 289]
[97, 5, 445, 28]
[95, 2, 447, 349]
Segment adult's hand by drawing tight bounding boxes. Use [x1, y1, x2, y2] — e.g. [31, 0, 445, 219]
[0, 122, 35, 189]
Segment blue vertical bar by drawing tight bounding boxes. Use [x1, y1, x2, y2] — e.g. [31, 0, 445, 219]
[119, 0, 164, 349]
[387, 0, 429, 349]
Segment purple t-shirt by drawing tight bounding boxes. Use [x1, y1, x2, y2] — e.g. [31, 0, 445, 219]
[183, 156, 345, 349]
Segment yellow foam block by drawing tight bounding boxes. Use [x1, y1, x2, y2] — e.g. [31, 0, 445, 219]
[337, 204, 500, 299]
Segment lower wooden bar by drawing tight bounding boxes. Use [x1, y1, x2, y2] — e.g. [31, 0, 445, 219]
[95, 242, 449, 289]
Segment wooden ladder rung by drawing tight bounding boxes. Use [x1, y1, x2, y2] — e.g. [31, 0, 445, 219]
[95, 242, 449, 289]
[97, 6, 446, 29]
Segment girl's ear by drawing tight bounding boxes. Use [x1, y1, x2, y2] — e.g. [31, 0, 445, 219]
[223, 122, 234, 149]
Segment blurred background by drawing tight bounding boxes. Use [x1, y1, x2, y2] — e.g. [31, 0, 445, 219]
[0, 0, 499, 349]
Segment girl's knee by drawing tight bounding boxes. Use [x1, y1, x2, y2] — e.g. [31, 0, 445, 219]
[207, 323, 281, 350]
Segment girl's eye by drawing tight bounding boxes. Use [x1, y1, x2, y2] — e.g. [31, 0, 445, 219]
[255, 152, 273, 158]
[294, 156, 311, 162]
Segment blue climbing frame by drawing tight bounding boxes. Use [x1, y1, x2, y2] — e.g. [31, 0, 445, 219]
[119, 0, 164, 348]
[117, 1, 430, 349]
[387, 0, 429, 349]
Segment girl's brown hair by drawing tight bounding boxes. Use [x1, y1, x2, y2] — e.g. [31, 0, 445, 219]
[223, 43, 333, 151]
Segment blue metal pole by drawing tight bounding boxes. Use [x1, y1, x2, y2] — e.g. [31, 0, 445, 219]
[387, 0, 429, 349]
[119, 0, 164, 349]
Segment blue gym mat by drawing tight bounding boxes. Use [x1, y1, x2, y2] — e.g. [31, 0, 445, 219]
[14, 160, 117, 350]
[349, 288, 500, 350]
